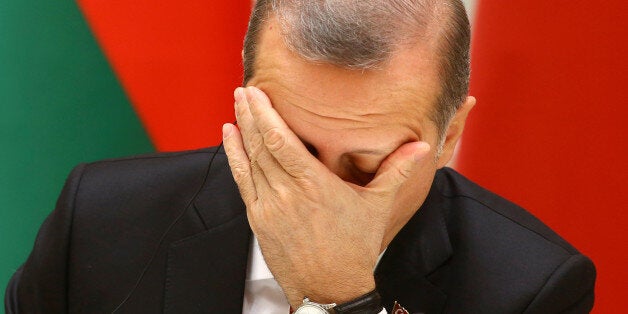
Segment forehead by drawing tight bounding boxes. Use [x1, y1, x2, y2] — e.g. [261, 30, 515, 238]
[247, 18, 442, 145]
[254, 20, 440, 100]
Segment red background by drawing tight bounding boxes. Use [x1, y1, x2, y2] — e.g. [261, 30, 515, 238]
[78, 0, 250, 151]
[459, 1, 627, 312]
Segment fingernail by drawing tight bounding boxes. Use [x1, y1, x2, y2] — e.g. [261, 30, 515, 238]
[222, 123, 233, 139]
[250, 86, 264, 96]
[234, 87, 245, 103]
[245, 87, 255, 105]
[414, 142, 431, 162]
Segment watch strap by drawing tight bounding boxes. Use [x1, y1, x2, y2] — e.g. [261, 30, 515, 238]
[333, 290, 383, 314]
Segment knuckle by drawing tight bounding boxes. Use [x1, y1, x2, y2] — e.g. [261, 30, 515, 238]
[240, 189, 256, 205]
[235, 101, 247, 119]
[255, 152, 273, 169]
[394, 165, 412, 181]
[271, 186, 291, 203]
[294, 169, 320, 190]
[384, 165, 412, 188]
[385, 165, 412, 186]
[279, 155, 302, 172]
[248, 134, 265, 156]
[262, 127, 286, 153]
[229, 162, 251, 182]
[298, 167, 318, 182]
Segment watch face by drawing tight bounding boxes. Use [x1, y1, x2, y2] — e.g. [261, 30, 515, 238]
[294, 304, 328, 314]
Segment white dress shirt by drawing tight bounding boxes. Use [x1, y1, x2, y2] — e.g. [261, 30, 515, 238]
[242, 237, 291, 313]
[242, 236, 388, 314]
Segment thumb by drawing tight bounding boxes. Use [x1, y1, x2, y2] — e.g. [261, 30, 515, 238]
[366, 141, 431, 192]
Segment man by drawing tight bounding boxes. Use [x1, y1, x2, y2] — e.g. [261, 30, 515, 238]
[5, 0, 595, 313]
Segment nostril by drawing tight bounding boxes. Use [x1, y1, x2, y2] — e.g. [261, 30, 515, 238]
[355, 171, 376, 187]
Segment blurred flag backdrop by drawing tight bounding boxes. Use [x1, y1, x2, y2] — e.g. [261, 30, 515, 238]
[458, 1, 626, 312]
[0, 0, 250, 309]
[0, 0, 625, 313]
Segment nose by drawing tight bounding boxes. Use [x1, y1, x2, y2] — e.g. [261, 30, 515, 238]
[315, 148, 374, 186]
[303, 139, 375, 186]
[316, 151, 347, 179]
[304, 142, 350, 181]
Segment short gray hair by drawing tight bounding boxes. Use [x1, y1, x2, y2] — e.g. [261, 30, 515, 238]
[242, 0, 470, 140]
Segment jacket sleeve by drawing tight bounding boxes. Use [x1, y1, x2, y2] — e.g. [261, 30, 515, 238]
[4, 164, 86, 314]
[523, 253, 596, 314]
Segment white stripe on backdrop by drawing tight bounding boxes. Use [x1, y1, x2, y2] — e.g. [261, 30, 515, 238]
[462, 0, 477, 22]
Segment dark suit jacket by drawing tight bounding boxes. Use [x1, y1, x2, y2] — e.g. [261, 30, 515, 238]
[5, 147, 595, 313]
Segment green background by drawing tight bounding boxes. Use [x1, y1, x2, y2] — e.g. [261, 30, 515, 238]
[0, 1, 154, 310]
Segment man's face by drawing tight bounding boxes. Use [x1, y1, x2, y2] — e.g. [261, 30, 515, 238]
[246, 20, 444, 190]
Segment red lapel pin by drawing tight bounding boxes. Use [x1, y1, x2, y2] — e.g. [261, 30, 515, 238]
[392, 301, 410, 314]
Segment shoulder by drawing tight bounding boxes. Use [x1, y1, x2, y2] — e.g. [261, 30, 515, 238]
[434, 167, 578, 253]
[431, 168, 595, 312]
[76, 146, 227, 187]
[66, 145, 233, 234]
[67, 146, 232, 202]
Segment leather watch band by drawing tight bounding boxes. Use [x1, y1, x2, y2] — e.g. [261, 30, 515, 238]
[333, 290, 383, 314]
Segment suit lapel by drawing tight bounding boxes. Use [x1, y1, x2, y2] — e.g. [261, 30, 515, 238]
[375, 177, 452, 313]
[164, 156, 251, 313]
[164, 213, 250, 313]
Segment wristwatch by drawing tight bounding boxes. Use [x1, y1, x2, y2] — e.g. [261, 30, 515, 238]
[293, 290, 383, 314]
[293, 297, 337, 314]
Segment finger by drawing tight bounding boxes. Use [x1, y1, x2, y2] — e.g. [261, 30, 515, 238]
[245, 86, 321, 178]
[234, 87, 263, 161]
[234, 88, 275, 192]
[366, 141, 431, 193]
[222, 123, 258, 205]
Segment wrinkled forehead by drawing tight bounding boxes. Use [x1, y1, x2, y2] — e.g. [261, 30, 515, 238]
[246, 19, 444, 154]
[251, 18, 441, 108]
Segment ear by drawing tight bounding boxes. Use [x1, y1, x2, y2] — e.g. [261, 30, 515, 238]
[436, 96, 476, 168]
